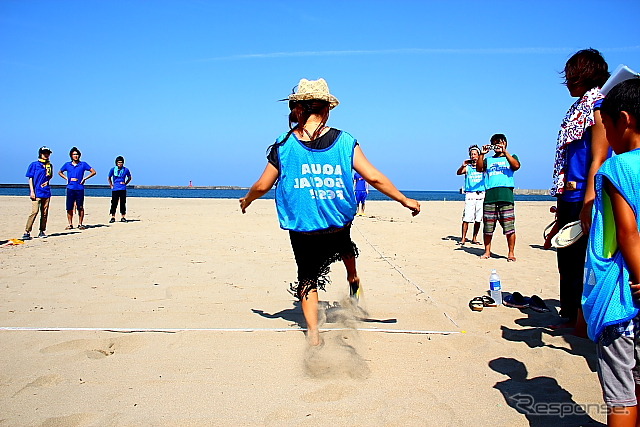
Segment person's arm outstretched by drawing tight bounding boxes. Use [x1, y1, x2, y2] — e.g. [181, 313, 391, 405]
[239, 163, 279, 214]
[607, 181, 640, 302]
[353, 146, 420, 216]
[580, 110, 608, 232]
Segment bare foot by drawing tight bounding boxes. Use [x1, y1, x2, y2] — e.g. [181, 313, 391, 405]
[470, 240, 481, 245]
[480, 253, 491, 259]
[507, 256, 517, 262]
[458, 238, 467, 246]
[307, 329, 322, 346]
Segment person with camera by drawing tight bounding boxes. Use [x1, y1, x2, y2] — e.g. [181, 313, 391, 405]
[476, 134, 521, 261]
[456, 145, 485, 245]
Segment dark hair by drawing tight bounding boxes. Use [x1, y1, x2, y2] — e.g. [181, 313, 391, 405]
[468, 145, 480, 155]
[288, 100, 330, 140]
[490, 134, 507, 144]
[267, 99, 331, 156]
[562, 48, 609, 91]
[600, 79, 640, 131]
[115, 156, 125, 164]
[69, 146, 81, 158]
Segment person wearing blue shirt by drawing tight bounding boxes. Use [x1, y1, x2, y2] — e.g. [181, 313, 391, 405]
[476, 134, 521, 261]
[23, 146, 54, 240]
[58, 147, 96, 230]
[456, 145, 485, 245]
[108, 156, 132, 223]
[239, 78, 420, 346]
[550, 49, 610, 335]
[353, 172, 368, 216]
[582, 79, 640, 426]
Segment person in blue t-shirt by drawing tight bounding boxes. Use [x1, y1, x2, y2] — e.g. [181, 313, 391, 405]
[58, 146, 96, 230]
[550, 49, 610, 335]
[353, 172, 368, 216]
[108, 156, 132, 223]
[239, 78, 420, 346]
[23, 146, 54, 240]
[582, 79, 640, 426]
[476, 134, 521, 261]
[456, 145, 485, 245]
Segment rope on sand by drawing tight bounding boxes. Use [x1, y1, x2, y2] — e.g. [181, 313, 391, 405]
[0, 326, 460, 335]
[353, 221, 460, 329]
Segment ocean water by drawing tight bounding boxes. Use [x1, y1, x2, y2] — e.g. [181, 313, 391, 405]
[0, 187, 554, 202]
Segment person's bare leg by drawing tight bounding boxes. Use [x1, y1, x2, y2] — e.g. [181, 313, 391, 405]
[506, 232, 516, 261]
[607, 404, 636, 427]
[78, 207, 85, 226]
[301, 290, 320, 346]
[472, 222, 481, 243]
[342, 255, 360, 298]
[66, 210, 74, 227]
[481, 234, 492, 258]
[460, 222, 469, 244]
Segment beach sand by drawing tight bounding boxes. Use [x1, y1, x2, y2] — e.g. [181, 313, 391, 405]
[0, 196, 605, 426]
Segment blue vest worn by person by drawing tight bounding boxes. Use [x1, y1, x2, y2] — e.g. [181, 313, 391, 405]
[583, 149, 640, 341]
[485, 156, 515, 189]
[275, 130, 357, 232]
[464, 165, 485, 192]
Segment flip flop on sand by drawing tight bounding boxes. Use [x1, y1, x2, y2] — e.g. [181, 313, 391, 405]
[507, 256, 517, 262]
[469, 297, 485, 312]
[529, 295, 550, 313]
[503, 292, 531, 309]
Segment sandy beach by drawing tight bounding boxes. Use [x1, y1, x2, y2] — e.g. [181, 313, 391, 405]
[0, 196, 605, 426]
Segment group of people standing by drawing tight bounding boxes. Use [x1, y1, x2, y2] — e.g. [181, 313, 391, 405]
[23, 146, 132, 240]
[240, 48, 640, 423]
[457, 134, 520, 262]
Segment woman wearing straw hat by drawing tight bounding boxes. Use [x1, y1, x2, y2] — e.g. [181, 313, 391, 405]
[240, 78, 420, 346]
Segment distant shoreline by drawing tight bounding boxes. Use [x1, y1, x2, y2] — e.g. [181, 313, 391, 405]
[0, 184, 248, 190]
[0, 183, 549, 195]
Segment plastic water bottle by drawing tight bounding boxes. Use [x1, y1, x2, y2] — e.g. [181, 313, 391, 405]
[489, 269, 502, 305]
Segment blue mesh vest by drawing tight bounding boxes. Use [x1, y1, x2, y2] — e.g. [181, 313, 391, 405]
[583, 149, 640, 341]
[485, 156, 515, 189]
[464, 165, 485, 192]
[275, 130, 357, 232]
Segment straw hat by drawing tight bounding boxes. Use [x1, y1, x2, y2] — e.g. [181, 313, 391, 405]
[283, 78, 339, 109]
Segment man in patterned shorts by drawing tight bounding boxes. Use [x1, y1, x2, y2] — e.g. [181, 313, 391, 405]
[476, 134, 521, 262]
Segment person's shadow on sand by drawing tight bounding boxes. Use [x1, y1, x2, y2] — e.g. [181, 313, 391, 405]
[501, 298, 597, 372]
[252, 303, 305, 328]
[491, 357, 604, 426]
[252, 300, 397, 329]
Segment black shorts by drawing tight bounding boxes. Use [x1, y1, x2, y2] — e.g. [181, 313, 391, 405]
[289, 224, 358, 299]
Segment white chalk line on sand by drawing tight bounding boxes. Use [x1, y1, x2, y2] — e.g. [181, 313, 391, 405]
[353, 222, 460, 328]
[0, 326, 459, 335]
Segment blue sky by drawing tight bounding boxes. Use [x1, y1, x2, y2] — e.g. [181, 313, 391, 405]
[1, 0, 639, 191]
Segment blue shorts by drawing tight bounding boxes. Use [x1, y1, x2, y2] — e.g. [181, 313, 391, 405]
[355, 191, 368, 204]
[66, 189, 85, 211]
